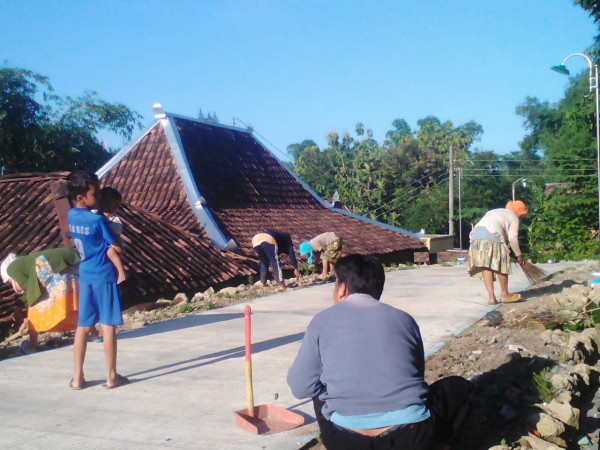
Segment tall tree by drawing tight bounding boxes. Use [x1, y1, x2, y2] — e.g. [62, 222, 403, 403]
[517, 72, 599, 260]
[0, 66, 143, 173]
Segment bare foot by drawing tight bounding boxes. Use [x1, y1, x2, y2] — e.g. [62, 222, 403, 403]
[488, 299, 498, 305]
[117, 270, 126, 284]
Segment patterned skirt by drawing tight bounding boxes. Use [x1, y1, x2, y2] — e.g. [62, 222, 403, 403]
[27, 255, 79, 333]
[468, 239, 512, 278]
[321, 236, 343, 263]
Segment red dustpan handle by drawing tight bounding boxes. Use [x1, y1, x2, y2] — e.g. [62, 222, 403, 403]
[244, 305, 255, 416]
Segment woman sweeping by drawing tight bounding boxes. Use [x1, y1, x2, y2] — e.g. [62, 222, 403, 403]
[468, 201, 528, 305]
[1, 248, 81, 351]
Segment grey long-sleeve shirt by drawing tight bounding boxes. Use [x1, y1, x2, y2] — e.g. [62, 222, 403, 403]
[287, 293, 430, 422]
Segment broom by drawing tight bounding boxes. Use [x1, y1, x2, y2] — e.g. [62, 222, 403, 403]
[520, 261, 547, 284]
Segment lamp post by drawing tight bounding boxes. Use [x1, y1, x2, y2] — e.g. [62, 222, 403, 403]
[511, 177, 527, 202]
[552, 53, 600, 281]
[458, 159, 474, 250]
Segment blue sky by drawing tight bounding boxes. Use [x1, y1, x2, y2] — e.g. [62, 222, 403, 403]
[1, 0, 598, 160]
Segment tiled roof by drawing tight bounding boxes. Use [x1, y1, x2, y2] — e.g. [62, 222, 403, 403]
[175, 118, 322, 210]
[213, 208, 425, 259]
[98, 115, 426, 261]
[0, 173, 67, 322]
[100, 124, 200, 231]
[115, 203, 253, 304]
[0, 172, 253, 328]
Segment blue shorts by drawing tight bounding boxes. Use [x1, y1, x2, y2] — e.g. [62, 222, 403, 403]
[78, 282, 123, 327]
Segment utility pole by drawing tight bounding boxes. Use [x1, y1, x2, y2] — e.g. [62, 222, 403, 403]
[448, 146, 454, 236]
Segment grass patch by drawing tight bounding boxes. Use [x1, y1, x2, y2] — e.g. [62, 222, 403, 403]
[204, 300, 216, 310]
[532, 367, 555, 403]
[178, 303, 194, 314]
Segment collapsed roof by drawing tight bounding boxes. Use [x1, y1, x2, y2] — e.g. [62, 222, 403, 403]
[98, 113, 426, 264]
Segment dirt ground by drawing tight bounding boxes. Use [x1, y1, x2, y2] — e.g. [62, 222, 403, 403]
[2, 264, 599, 449]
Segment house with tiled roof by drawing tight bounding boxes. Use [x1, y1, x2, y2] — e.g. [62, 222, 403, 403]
[0, 173, 252, 334]
[98, 110, 427, 266]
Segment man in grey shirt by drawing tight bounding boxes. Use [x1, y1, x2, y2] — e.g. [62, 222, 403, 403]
[287, 254, 471, 449]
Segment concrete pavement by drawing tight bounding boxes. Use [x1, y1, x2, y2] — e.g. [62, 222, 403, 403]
[0, 261, 591, 449]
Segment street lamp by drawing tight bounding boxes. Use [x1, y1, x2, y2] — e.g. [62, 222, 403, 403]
[458, 159, 474, 250]
[511, 177, 527, 202]
[552, 53, 600, 282]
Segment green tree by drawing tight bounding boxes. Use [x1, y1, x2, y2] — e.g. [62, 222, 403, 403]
[0, 66, 143, 173]
[517, 72, 599, 260]
[290, 116, 487, 235]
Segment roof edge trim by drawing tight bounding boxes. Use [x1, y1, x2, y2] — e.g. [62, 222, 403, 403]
[96, 121, 161, 178]
[329, 208, 421, 239]
[168, 112, 252, 134]
[163, 116, 237, 251]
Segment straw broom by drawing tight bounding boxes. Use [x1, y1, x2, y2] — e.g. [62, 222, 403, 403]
[520, 261, 547, 284]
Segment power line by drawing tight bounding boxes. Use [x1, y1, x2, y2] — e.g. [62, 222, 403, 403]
[373, 170, 450, 220]
[369, 170, 449, 214]
[233, 117, 290, 161]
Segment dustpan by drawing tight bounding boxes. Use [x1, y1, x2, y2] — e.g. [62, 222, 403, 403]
[234, 305, 304, 434]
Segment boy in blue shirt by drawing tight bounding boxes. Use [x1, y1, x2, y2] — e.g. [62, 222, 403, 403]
[67, 171, 128, 390]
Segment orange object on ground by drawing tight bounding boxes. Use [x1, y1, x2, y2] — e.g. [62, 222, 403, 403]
[234, 305, 304, 434]
[27, 259, 79, 333]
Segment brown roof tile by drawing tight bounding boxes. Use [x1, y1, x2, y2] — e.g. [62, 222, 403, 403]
[99, 115, 426, 260]
[0, 172, 254, 327]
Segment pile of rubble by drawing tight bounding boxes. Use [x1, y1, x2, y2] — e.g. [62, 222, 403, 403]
[423, 266, 600, 449]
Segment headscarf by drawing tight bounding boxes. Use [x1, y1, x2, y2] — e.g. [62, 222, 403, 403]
[299, 242, 314, 266]
[506, 200, 528, 216]
[1, 253, 18, 283]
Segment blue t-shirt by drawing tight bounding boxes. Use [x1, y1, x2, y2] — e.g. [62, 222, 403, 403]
[68, 207, 117, 283]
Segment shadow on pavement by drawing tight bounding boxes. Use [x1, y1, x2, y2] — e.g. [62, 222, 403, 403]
[118, 312, 245, 340]
[128, 331, 305, 381]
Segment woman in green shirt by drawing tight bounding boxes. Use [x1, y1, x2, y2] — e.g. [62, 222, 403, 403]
[1, 248, 81, 350]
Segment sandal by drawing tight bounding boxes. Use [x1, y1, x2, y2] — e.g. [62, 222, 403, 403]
[501, 293, 522, 303]
[102, 374, 130, 389]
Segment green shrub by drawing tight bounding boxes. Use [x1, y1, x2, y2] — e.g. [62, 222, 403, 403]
[204, 301, 216, 310]
[178, 303, 194, 314]
[532, 368, 555, 403]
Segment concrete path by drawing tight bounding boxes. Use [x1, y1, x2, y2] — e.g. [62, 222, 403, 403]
[0, 261, 592, 450]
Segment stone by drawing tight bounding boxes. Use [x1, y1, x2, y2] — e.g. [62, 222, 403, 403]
[540, 330, 553, 345]
[564, 328, 600, 363]
[568, 363, 593, 386]
[219, 286, 238, 296]
[527, 412, 565, 436]
[554, 391, 572, 404]
[566, 293, 588, 306]
[550, 374, 575, 392]
[172, 293, 188, 305]
[236, 284, 247, 292]
[192, 292, 205, 303]
[204, 286, 215, 295]
[488, 446, 510, 450]
[545, 399, 580, 428]
[485, 310, 503, 326]
[130, 320, 146, 330]
[517, 435, 562, 449]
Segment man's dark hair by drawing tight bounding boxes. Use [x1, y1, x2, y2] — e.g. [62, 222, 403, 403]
[67, 171, 99, 199]
[99, 187, 122, 212]
[334, 254, 385, 300]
